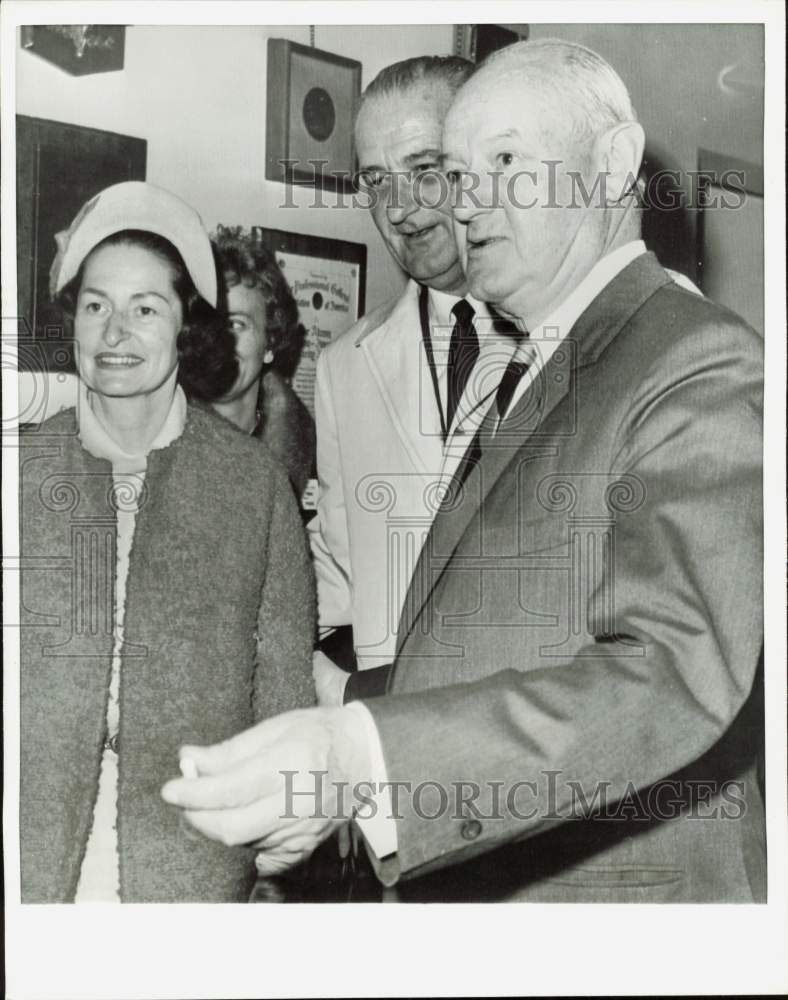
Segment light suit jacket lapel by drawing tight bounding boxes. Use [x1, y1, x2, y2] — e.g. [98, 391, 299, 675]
[396, 253, 673, 653]
[358, 281, 444, 478]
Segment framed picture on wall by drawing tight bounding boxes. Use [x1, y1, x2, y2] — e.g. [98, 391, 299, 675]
[19, 25, 126, 76]
[16, 115, 146, 371]
[265, 38, 361, 193]
[454, 23, 529, 63]
[245, 227, 366, 416]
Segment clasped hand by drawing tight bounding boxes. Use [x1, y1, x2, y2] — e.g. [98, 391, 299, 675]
[161, 706, 368, 876]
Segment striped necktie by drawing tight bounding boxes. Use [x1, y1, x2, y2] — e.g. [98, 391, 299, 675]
[494, 357, 531, 422]
[448, 350, 531, 498]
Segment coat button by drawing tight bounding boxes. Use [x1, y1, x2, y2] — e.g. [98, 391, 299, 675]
[461, 820, 482, 841]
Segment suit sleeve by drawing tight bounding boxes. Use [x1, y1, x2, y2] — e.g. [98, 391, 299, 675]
[344, 663, 392, 701]
[254, 468, 316, 718]
[307, 347, 354, 629]
[362, 315, 763, 882]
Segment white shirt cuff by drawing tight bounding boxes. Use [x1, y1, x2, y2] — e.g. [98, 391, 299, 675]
[343, 701, 398, 859]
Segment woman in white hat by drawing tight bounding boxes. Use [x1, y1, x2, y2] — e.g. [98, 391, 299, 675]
[19, 181, 315, 903]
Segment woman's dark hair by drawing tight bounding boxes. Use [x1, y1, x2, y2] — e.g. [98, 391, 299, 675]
[55, 229, 238, 402]
[212, 227, 306, 379]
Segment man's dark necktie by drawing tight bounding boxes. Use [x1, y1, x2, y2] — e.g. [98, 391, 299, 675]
[446, 299, 479, 431]
[452, 355, 531, 494]
[494, 357, 531, 421]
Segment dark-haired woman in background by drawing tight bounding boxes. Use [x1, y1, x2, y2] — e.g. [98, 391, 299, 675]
[19, 182, 315, 904]
[211, 229, 316, 502]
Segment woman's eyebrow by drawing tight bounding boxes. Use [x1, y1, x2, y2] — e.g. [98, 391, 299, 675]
[80, 287, 171, 303]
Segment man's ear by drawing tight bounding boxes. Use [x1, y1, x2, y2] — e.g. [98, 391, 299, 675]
[596, 121, 645, 203]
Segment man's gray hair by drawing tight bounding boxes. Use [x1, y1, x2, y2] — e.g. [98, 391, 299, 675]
[355, 55, 473, 126]
[478, 38, 638, 140]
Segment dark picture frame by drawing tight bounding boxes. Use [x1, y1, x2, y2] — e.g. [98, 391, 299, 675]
[454, 23, 529, 63]
[16, 115, 147, 372]
[20, 25, 126, 76]
[265, 38, 361, 194]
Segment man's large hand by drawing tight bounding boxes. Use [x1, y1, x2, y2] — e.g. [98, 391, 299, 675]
[160, 707, 370, 875]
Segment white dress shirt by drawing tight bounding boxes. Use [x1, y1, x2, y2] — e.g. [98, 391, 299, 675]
[425, 285, 462, 420]
[424, 286, 520, 434]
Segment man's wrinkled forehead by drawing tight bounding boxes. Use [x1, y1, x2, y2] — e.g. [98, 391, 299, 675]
[442, 69, 554, 158]
[355, 83, 455, 161]
[442, 71, 498, 145]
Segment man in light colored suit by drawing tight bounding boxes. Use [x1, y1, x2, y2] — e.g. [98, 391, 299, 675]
[163, 39, 764, 903]
[310, 55, 518, 693]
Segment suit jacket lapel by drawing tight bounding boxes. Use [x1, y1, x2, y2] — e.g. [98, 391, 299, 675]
[397, 345, 574, 650]
[396, 252, 674, 651]
[359, 282, 444, 477]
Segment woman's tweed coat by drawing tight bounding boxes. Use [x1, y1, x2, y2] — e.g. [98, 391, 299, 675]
[19, 403, 316, 902]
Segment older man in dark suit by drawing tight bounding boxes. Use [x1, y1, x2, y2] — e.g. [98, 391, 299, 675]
[162, 38, 764, 903]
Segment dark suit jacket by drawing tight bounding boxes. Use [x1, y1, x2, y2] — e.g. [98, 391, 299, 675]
[361, 253, 764, 902]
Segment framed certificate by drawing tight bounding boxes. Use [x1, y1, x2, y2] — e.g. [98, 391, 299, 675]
[250, 227, 366, 416]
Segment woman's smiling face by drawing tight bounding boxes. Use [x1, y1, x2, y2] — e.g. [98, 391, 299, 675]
[74, 240, 183, 400]
[221, 282, 270, 401]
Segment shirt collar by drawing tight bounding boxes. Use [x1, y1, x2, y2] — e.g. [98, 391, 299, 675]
[78, 381, 188, 473]
[427, 285, 465, 329]
[538, 240, 646, 338]
[506, 240, 647, 368]
[464, 293, 486, 317]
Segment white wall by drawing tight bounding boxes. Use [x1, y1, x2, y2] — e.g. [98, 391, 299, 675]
[528, 23, 765, 280]
[16, 24, 456, 315]
[529, 23, 763, 167]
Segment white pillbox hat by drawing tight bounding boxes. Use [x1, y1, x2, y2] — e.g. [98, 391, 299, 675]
[49, 181, 218, 306]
